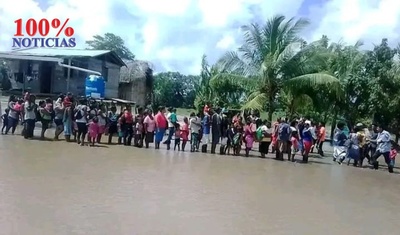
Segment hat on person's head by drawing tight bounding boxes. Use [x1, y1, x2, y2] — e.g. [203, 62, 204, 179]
[355, 123, 364, 127]
[305, 120, 311, 125]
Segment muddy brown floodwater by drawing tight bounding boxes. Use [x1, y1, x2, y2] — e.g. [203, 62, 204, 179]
[0, 130, 399, 235]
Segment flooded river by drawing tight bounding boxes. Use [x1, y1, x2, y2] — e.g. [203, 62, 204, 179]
[0, 131, 399, 235]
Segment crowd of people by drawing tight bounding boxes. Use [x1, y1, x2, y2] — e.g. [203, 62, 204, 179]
[0, 92, 397, 173]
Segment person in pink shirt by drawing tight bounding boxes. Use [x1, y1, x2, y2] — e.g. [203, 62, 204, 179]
[389, 142, 397, 170]
[88, 116, 100, 146]
[180, 117, 189, 151]
[143, 110, 156, 148]
[243, 118, 256, 157]
[154, 106, 167, 149]
[13, 100, 24, 122]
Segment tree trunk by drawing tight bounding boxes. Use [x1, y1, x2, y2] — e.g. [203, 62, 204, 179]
[288, 98, 295, 121]
[268, 98, 274, 122]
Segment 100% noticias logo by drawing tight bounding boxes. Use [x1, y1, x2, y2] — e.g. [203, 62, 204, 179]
[12, 18, 76, 48]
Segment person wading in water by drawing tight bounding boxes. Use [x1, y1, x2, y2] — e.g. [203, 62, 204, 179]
[143, 109, 156, 148]
[107, 106, 119, 144]
[211, 107, 222, 154]
[54, 95, 65, 140]
[75, 99, 88, 146]
[154, 106, 167, 149]
[370, 124, 393, 173]
[5, 95, 19, 135]
[276, 118, 291, 161]
[23, 95, 37, 139]
[120, 106, 134, 146]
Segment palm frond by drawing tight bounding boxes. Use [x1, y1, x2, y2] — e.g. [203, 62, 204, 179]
[209, 73, 247, 88]
[242, 92, 268, 111]
[217, 51, 257, 76]
[285, 73, 343, 99]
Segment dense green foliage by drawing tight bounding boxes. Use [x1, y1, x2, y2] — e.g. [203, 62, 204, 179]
[86, 33, 135, 60]
[153, 15, 400, 140]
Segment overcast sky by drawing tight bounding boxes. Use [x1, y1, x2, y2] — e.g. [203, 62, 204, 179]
[1, 0, 400, 74]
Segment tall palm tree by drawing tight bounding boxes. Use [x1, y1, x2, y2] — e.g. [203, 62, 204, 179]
[213, 15, 342, 121]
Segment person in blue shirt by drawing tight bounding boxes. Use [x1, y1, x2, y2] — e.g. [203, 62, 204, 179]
[201, 111, 211, 152]
[276, 117, 291, 160]
[333, 122, 348, 164]
[165, 107, 177, 150]
[302, 121, 313, 163]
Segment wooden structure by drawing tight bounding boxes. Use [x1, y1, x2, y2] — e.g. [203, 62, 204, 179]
[0, 48, 125, 98]
[119, 60, 153, 107]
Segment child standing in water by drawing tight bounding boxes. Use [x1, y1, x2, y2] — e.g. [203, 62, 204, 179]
[117, 113, 124, 145]
[88, 117, 99, 146]
[1, 108, 9, 134]
[174, 123, 181, 151]
[181, 117, 189, 151]
[135, 120, 144, 147]
[390, 142, 397, 169]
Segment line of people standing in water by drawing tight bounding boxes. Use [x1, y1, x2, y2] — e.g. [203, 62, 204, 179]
[0, 93, 397, 173]
[1, 93, 326, 159]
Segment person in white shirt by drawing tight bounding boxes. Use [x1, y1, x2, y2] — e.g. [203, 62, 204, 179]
[164, 108, 177, 149]
[53, 96, 65, 140]
[371, 124, 393, 172]
[23, 95, 37, 139]
[75, 101, 88, 146]
[189, 112, 201, 152]
[259, 120, 273, 158]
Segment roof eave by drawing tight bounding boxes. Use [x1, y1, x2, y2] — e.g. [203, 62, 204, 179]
[109, 51, 126, 67]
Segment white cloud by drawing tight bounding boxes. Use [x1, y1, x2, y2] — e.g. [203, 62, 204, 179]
[216, 35, 235, 50]
[133, 0, 191, 16]
[1, 0, 400, 74]
[310, 0, 400, 45]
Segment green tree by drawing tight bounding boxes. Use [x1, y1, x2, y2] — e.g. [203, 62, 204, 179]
[365, 39, 397, 125]
[215, 15, 342, 121]
[153, 71, 199, 109]
[86, 33, 135, 60]
[194, 55, 252, 110]
[323, 39, 370, 125]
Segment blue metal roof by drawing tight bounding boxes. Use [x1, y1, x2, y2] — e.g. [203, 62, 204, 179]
[2, 48, 126, 67]
[11, 48, 111, 57]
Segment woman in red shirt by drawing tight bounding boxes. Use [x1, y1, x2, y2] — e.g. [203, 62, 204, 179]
[154, 106, 167, 149]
